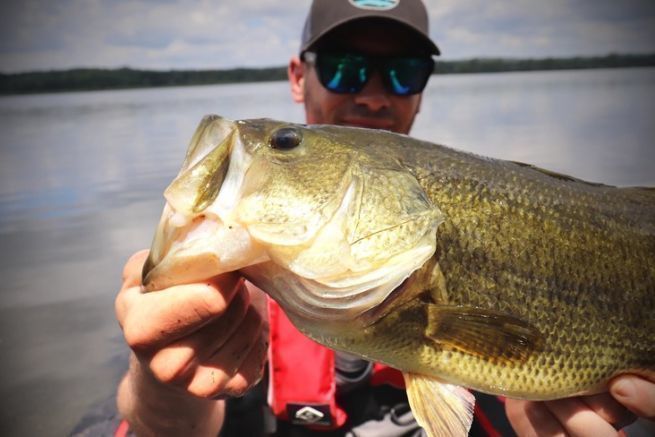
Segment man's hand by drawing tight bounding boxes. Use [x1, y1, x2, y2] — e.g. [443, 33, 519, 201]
[506, 375, 655, 436]
[115, 250, 268, 434]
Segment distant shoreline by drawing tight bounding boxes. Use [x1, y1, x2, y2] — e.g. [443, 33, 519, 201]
[1, 53, 653, 96]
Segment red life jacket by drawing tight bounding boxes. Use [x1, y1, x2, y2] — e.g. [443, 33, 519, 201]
[267, 298, 406, 429]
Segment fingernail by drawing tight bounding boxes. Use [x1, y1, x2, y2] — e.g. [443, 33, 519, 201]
[612, 378, 635, 400]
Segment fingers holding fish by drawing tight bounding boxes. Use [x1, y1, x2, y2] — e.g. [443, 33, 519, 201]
[117, 273, 243, 352]
[580, 392, 636, 430]
[115, 249, 268, 400]
[609, 375, 655, 420]
[544, 397, 625, 436]
[505, 398, 565, 437]
[219, 330, 269, 396]
[146, 286, 251, 386]
[506, 394, 636, 437]
[185, 304, 267, 398]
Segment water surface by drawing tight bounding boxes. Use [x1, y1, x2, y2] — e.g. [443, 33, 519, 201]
[0, 67, 653, 436]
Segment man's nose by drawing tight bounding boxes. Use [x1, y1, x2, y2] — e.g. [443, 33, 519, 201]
[353, 72, 391, 112]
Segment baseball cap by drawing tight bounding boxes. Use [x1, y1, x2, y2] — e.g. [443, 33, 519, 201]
[300, 0, 440, 56]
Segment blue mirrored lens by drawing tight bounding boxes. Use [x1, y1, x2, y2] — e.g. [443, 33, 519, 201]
[385, 57, 434, 96]
[317, 53, 369, 93]
[389, 70, 411, 95]
[315, 53, 433, 96]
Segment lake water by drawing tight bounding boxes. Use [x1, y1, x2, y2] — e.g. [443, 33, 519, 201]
[0, 67, 654, 436]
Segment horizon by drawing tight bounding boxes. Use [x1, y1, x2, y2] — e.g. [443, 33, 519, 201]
[2, 52, 654, 76]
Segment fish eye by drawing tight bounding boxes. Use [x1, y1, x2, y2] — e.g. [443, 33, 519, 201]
[270, 127, 302, 150]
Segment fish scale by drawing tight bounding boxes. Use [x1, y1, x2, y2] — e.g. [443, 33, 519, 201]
[143, 116, 654, 436]
[366, 131, 655, 397]
[252, 122, 655, 397]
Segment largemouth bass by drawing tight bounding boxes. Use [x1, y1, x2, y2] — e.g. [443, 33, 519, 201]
[142, 115, 655, 436]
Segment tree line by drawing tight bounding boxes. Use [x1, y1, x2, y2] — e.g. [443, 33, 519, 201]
[1, 53, 653, 95]
[434, 53, 655, 74]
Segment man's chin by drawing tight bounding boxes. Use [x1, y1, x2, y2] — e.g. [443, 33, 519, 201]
[341, 118, 395, 130]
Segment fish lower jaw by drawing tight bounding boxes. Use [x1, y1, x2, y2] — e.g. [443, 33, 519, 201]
[143, 216, 269, 290]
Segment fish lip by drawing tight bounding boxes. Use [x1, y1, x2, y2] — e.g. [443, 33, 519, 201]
[142, 116, 244, 290]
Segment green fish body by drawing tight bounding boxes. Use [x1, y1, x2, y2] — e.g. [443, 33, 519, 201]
[143, 115, 655, 436]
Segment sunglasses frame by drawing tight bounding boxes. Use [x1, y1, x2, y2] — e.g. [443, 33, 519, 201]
[303, 51, 434, 96]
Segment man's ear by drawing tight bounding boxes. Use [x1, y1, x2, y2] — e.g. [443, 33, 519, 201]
[288, 56, 305, 103]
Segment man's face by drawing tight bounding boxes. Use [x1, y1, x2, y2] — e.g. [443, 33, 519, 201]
[291, 23, 429, 135]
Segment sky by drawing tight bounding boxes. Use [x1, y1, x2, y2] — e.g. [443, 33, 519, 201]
[1, 0, 654, 73]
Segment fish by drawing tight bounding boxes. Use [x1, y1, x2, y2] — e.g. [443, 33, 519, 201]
[142, 114, 655, 436]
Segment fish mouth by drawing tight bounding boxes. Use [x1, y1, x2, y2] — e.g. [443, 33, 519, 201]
[141, 211, 269, 291]
[141, 115, 266, 290]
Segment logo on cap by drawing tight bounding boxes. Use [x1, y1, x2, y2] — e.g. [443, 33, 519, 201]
[349, 0, 400, 11]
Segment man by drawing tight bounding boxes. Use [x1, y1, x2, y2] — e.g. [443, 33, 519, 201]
[115, 0, 654, 435]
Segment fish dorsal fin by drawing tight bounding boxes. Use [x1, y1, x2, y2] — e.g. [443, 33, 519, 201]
[426, 304, 542, 363]
[510, 161, 655, 200]
[509, 160, 608, 186]
[404, 372, 474, 437]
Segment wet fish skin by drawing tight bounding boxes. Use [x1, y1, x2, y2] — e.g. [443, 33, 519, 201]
[294, 123, 655, 399]
[142, 116, 655, 435]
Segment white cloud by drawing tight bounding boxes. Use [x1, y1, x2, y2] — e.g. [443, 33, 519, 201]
[426, 0, 655, 58]
[0, 0, 653, 72]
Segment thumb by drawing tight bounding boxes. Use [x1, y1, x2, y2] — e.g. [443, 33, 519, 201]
[122, 249, 150, 289]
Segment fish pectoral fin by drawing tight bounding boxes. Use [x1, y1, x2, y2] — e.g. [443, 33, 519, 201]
[403, 372, 474, 437]
[426, 304, 542, 363]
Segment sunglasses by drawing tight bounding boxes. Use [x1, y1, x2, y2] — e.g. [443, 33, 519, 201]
[303, 51, 434, 96]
